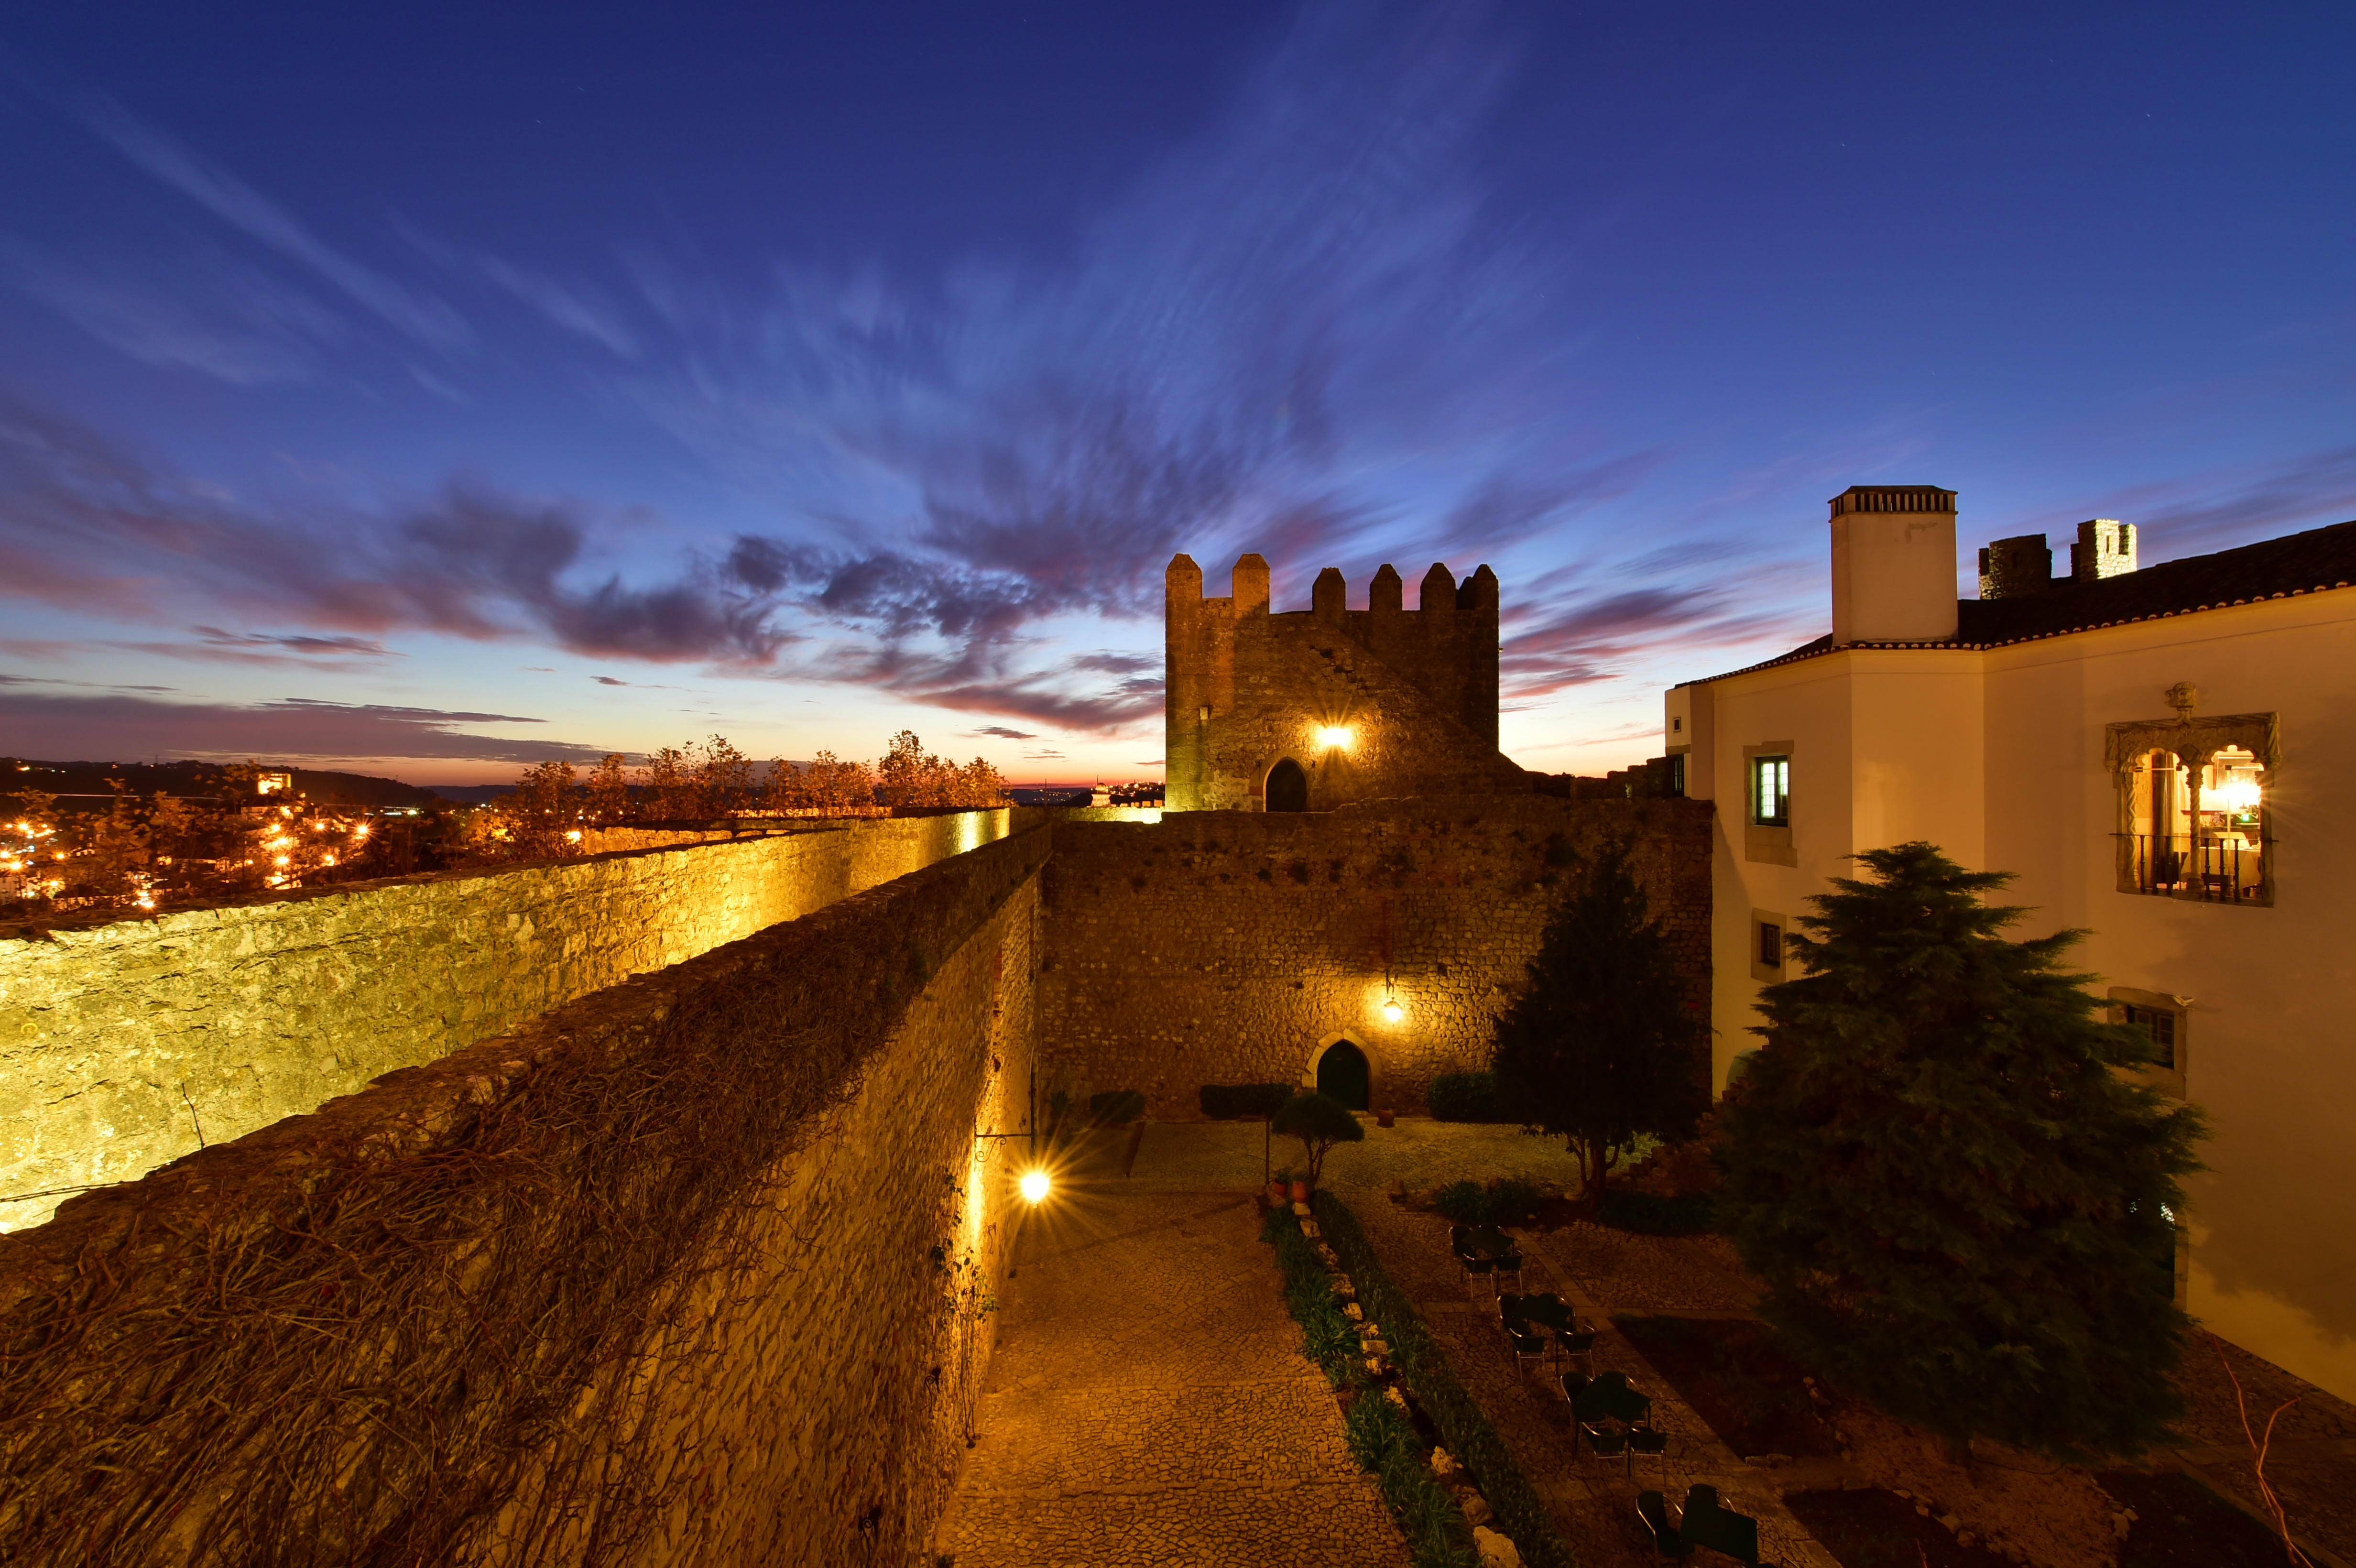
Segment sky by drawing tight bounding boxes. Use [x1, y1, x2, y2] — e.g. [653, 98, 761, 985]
[0, 3, 2351, 786]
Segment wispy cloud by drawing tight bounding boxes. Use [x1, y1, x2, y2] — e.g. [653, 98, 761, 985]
[79, 96, 470, 350]
[0, 688, 606, 764]
[0, 236, 343, 386]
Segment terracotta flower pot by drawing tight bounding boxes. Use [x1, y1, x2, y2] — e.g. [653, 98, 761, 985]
[1290, 1178, 1312, 1204]
[1266, 1179, 1288, 1209]
[1376, 1108, 1396, 1128]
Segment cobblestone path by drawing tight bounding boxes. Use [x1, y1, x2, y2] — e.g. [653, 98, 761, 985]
[936, 1190, 1411, 1568]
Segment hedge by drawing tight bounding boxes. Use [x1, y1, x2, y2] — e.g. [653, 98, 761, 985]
[1200, 1082, 1295, 1120]
[1428, 1071, 1506, 1123]
[1312, 1191, 1582, 1568]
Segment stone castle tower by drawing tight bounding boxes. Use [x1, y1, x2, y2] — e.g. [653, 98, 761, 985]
[1164, 553, 1529, 811]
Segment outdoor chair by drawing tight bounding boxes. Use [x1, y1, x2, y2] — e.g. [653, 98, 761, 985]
[1580, 1420, 1631, 1467]
[1506, 1322, 1550, 1379]
[1498, 1291, 1528, 1329]
[1463, 1255, 1496, 1291]
[1629, 1424, 1671, 1483]
[1636, 1491, 1694, 1560]
[1491, 1249, 1524, 1288]
[1677, 1485, 1761, 1568]
[1554, 1327, 1597, 1375]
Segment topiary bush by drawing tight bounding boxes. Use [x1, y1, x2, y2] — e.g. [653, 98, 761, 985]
[1427, 1072, 1502, 1122]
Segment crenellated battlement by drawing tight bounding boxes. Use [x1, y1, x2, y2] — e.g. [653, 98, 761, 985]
[1165, 552, 1516, 811]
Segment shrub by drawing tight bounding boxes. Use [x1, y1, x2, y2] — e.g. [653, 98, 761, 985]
[1199, 1082, 1294, 1120]
[1485, 1176, 1541, 1221]
[1427, 1072, 1501, 1122]
[1086, 1089, 1146, 1125]
[1432, 1176, 1544, 1225]
[1432, 1180, 1488, 1224]
[1313, 1191, 1579, 1568]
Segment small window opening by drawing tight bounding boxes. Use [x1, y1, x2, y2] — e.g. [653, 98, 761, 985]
[2120, 1003, 2177, 1069]
[1757, 920, 1782, 970]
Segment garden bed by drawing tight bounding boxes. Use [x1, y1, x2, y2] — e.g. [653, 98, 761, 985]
[1611, 1314, 1840, 1459]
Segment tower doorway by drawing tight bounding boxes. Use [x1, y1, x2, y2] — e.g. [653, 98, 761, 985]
[1266, 758, 1309, 812]
[1316, 1039, 1370, 1110]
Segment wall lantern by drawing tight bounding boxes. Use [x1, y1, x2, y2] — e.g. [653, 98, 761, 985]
[1381, 993, 1404, 1024]
[1018, 1169, 1052, 1204]
[1316, 726, 1354, 751]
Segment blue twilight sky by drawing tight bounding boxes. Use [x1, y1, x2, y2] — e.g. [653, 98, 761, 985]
[1, 3, 2351, 785]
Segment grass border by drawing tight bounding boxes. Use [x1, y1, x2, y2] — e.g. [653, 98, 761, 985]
[1314, 1189, 1582, 1568]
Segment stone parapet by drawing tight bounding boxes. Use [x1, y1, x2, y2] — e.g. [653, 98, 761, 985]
[0, 810, 1012, 1228]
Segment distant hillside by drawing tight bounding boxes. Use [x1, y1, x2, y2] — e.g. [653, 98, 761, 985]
[2, 758, 439, 808]
[418, 784, 518, 806]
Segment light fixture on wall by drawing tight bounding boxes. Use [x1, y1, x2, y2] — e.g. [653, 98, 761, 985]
[1316, 725, 1353, 750]
[1382, 990, 1404, 1024]
[1019, 1169, 1051, 1204]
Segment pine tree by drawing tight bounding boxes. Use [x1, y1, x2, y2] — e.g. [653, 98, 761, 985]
[1491, 838, 1706, 1209]
[1715, 842, 2207, 1460]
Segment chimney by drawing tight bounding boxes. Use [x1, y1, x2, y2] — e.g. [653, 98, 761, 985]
[2071, 519, 2137, 582]
[1828, 486, 1959, 645]
[1976, 534, 2055, 599]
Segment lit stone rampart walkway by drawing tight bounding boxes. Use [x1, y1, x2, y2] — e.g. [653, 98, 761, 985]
[935, 1189, 1410, 1568]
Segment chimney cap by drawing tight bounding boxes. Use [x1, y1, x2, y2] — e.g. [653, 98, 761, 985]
[1830, 485, 1957, 518]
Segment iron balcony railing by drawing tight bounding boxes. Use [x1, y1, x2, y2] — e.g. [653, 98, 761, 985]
[2122, 833, 2268, 904]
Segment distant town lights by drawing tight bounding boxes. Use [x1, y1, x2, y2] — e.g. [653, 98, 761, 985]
[1316, 726, 1354, 750]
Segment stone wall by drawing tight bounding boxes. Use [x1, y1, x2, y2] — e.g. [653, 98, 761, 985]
[1039, 796, 1712, 1118]
[1, 810, 1011, 1230]
[0, 826, 1050, 1568]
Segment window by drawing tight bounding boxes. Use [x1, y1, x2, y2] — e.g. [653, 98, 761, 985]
[1750, 755, 1789, 827]
[2119, 1002, 2176, 1068]
[2106, 708, 2276, 906]
[1666, 754, 1686, 797]
[2108, 987, 2187, 1099]
[1749, 909, 1790, 981]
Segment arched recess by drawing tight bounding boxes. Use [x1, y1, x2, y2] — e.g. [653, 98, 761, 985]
[1265, 757, 1309, 812]
[1312, 1036, 1371, 1111]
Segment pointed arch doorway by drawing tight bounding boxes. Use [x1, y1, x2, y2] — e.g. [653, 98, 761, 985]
[1316, 1038, 1370, 1110]
[1265, 758, 1309, 812]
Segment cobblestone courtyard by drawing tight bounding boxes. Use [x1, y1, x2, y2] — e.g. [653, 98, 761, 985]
[935, 1188, 1410, 1568]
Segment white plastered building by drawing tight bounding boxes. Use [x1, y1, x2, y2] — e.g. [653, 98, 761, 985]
[1667, 485, 2356, 1401]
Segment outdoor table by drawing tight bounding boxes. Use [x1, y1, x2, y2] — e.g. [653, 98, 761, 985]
[1519, 1293, 1575, 1334]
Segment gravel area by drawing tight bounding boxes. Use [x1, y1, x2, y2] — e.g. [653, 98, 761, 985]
[937, 1190, 1410, 1568]
[1524, 1220, 1760, 1314]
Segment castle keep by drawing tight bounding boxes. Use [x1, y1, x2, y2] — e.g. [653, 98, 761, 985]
[1164, 552, 1528, 811]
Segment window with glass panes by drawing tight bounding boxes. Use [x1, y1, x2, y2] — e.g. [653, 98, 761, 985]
[1750, 755, 1789, 826]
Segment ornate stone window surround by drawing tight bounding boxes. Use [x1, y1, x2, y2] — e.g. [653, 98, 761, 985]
[2104, 703, 2277, 908]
